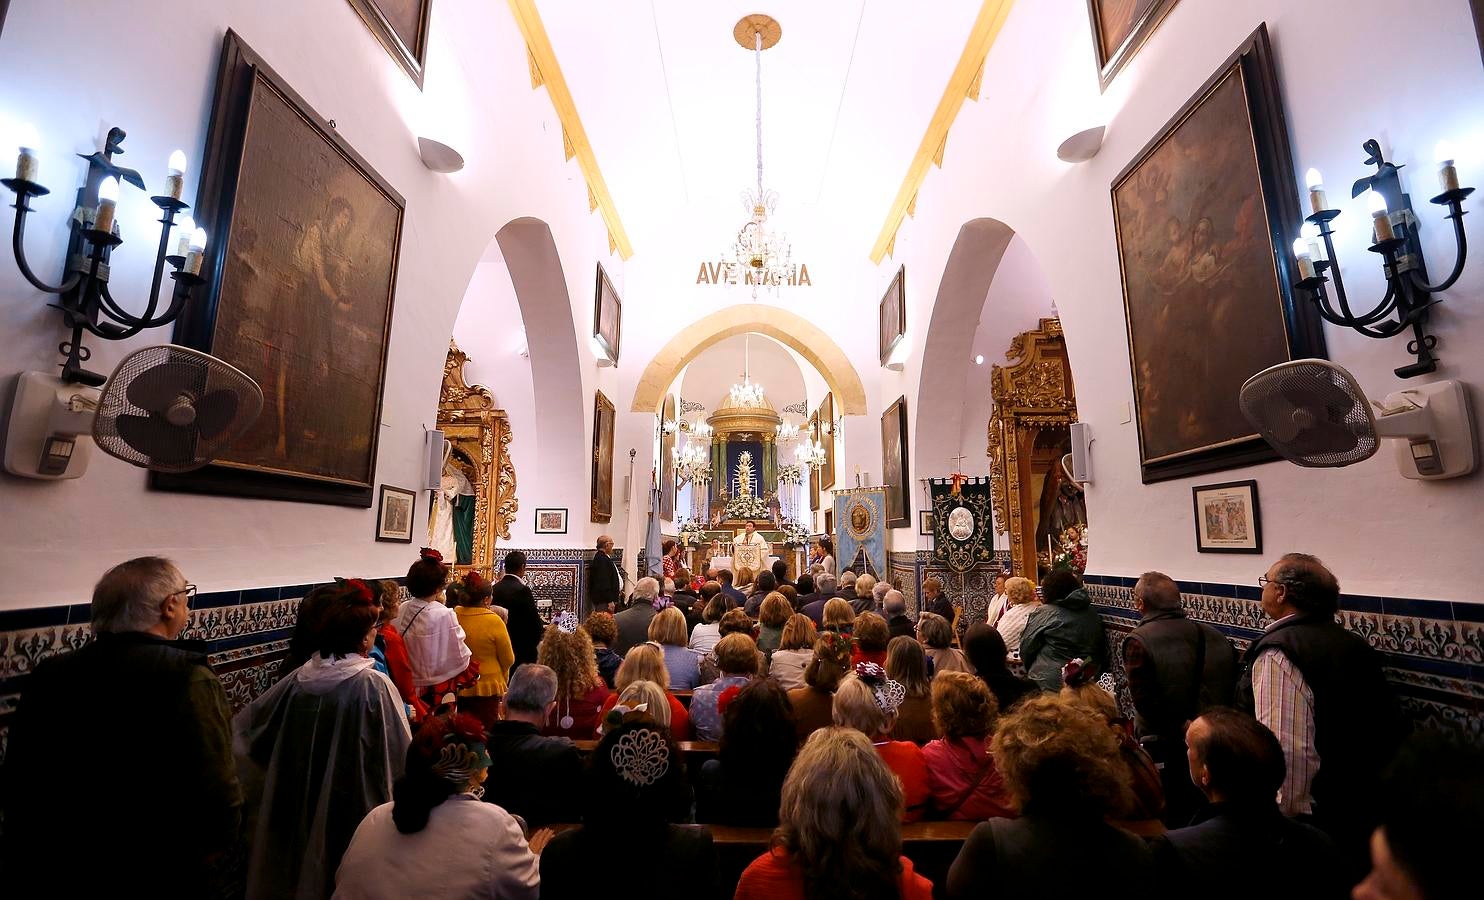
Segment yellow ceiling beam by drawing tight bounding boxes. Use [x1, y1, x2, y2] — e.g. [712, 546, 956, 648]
[506, 0, 634, 260]
[869, 0, 1016, 264]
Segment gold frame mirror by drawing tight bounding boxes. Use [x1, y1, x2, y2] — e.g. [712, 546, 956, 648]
[987, 318, 1080, 577]
[435, 339, 516, 578]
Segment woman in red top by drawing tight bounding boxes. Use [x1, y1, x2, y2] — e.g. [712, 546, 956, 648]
[922, 671, 1016, 821]
[595, 642, 692, 740]
[374, 579, 428, 721]
[849, 612, 891, 669]
[832, 662, 931, 823]
[735, 726, 934, 900]
[535, 625, 611, 739]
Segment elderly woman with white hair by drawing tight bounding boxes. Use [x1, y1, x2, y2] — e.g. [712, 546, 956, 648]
[614, 576, 661, 655]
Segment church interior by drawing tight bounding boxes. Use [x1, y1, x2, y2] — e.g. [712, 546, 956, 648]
[1, 0, 1482, 897]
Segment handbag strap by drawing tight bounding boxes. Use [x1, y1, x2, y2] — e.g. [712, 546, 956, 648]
[399, 602, 433, 638]
[944, 745, 998, 817]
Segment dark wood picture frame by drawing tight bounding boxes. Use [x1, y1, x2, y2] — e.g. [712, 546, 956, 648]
[879, 266, 906, 366]
[591, 390, 615, 523]
[534, 508, 569, 534]
[0, 1, 10, 39]
[1191, 479, 1263, 554]
[1088, 0, 1181, 90]
[660, 394, 677, 520]
[919, 509, 935, 537]
[808, 410, 822, 513]
[819, 392, 836, 490]
[881, 396, 910, 528]
[375, 484, 417, 542]
[1472, 0, 1484, 70]
[1112, 24, 1324, 484]
[156, 31, 405, 507]
[348, 0, 432, 89]
[593, 262, 622, 365]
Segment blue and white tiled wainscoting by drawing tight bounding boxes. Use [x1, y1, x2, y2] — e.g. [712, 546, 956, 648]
[1082, 574, 1484, 740]
[496, 548, 619, 622]
[889, 550, 1012, 624]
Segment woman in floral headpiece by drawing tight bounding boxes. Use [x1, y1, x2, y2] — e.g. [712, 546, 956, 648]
[833, 663, 931, 822]
[786, 631, 853, 743]
[447, 570, 514, 728]
[334, 713, 545, 898]
[393, 549, 475, 708]
[540, 720, 715, 898]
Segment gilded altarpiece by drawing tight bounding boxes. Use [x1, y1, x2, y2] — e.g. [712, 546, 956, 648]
[987, 318, 1078, 577]
[437, 340, 517, 579]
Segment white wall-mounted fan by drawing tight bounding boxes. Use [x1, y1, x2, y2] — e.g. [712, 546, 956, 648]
[1238, 359, 1476, 480]
[3, 345, 263, 480]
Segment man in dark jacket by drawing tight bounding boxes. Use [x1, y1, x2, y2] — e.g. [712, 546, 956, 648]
[495, 550, 544, 670]
[1237, 553, 1404, 875]
[586, 534, 622, 614]
[800, 572, 836, 626]
[1124, 570, 1238, 826]
[771, 558, 794, 590]
[717, 568, 746, 606]
[3, 557, 242, 899]
[614, 576, 660, 655]
[1150, 708, 1345, 898]
[671, 567, 702, 634]
[1019, 569, 1106, 692]
[883, 589, 916, 639]
[484, 664, 581, 827]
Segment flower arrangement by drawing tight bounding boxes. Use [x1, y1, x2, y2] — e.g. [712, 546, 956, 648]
[676, 517, 706, 546]
[722, 493, 771, 521]
[780, 518, 812, 548]
[1046, 524, 1088, 575]
[777, 463, 802, 486]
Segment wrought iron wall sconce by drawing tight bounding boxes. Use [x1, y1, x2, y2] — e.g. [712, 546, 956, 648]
[3, 126, 207, 386]
[1294, 139, 1472, 378]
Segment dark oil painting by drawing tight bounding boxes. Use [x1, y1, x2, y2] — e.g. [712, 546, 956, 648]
[1089, 0, 1180, 87]
[660, 393, 676, 521]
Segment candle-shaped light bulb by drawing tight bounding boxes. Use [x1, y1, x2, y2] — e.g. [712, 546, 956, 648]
[1292, 237, 1316, 281]
[1301, 221, 1323, 259]
[94, 176, 119, 234]
[174, 215, 195, 256]
[15, 123, 40, 183]
[184, 226, 207, 275]
[1436, 140, 1461, 193]
[165, 149, 187, 200]
[1366, 190, 1395, 242]
[1305, 167, 1327, 215]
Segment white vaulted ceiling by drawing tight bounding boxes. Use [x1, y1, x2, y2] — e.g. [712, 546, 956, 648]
[538, 0, 984, 259]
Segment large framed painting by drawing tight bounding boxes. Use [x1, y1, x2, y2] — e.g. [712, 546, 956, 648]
[660, 393, 677, 520]
[1473, 0, 1484, 70]
[157, 31, 404, 507]
[879, 266, 906, 367]
[591, 391, 615, 523]
[808, 410, 821, 513]
[1112, 24, 1324, 484]
[881, 396, 910, 528]
[1088, 0, 1180, 89]
[593, 263, 622, 365]
[348, 0, 432, 88]
[818, 392, 835, 490]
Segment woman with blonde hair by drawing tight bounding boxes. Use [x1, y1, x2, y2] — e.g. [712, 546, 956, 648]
[945, 694, 1153, 897]
[822, 597, 856, 634]
[598, 679, 671, 736]
[534, 625, 610, 739]
[994, 575, 1039, 655]
[734, 727, 933, 900]
[768, 614, 817, 691]
[647, 606, 704, 690]
[833, 665, 930, 822]
[922, 671, 1014, 821]
[596, 642, 691, 739]
[851, 573, 878, 615]
[734, 566, 756, 593]
[919, 612, 974, 675]
[756, 592, 792, 653]
[885, 636, 937, 743]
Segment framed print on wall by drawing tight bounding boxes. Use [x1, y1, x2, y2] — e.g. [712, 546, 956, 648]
[348, 0, 432, 88]
[1192, 479, 1262, 553]
[591, 391, 615, 523]
[1112, 24, 1324, 484]
[919, 509, 935, 536]
[376, 485, 416, 542]
[534, 508, 569, 534]
[879, 266, 906, 367]
[157, 31, 404, 508]
[819, 392, 836, 490]
[881, 396, 910, 528]
[1088, 0, 1181, 89]
[593, 262, 622, 365]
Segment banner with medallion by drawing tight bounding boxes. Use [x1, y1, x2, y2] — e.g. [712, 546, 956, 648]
[930, 477, 995, 574]
[833, 487, 887, 578]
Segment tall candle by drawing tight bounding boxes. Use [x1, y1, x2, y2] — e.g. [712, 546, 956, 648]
[164, 150, 187, 201]
[174, 215, 195, 257]
[1292, 238, 1316, 281]
[94, 177, 119, 234]
[1367, 190, 1395, 243]
[183, 226, 207, 275]
[1305, 168, 1327, 215]
[1436, 140, 1460, 193]
[15, 123, 39, 183]
[1301, 222, 1323, 260]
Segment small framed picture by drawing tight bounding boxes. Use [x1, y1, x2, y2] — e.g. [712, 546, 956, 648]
[919, 509, 935, 536]
[1192, 479, 1262, 553]
[376, 485, 416, 543]
[535, 508, 569, 534]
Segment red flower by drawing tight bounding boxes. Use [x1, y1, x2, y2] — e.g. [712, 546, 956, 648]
[419, 547, 444, 563]
[345, 578, 374, 604]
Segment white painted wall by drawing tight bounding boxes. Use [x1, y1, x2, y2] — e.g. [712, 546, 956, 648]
[884, 0, 1484, 601]
[0, 0, 614, 607]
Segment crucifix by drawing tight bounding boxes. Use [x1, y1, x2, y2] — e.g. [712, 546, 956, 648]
[949, 454, 969, 496]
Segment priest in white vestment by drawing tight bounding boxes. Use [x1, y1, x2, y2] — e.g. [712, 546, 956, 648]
[733, 520, 770, 573]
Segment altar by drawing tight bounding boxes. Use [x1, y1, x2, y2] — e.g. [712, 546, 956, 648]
[709, 553, 780, 575]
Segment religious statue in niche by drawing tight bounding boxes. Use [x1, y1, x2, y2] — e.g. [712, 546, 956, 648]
[1035, 455, 1088, 568]
[428, 444, 476, 565]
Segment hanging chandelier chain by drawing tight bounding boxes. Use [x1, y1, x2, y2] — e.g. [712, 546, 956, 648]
[755, 29, 764, 198]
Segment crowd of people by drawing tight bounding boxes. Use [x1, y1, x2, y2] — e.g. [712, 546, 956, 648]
[1, 542, 1478, 900]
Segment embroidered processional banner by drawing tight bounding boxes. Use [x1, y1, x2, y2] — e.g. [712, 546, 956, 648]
[833, 487, 887, 578]
[930, 477, 996, 574]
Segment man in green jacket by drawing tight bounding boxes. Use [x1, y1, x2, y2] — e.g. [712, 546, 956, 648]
[1019, 569, 1107, 692]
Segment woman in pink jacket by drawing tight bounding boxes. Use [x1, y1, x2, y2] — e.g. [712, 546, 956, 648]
[921, 671, 1016, 821]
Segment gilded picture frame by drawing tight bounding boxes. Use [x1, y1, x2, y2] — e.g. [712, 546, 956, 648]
[660, 393, 677, 520]
[591, 390, 615, 523]
[819, 392, 836, 490]
[808, 410, 822, 512]
[1088, 0, 1181, 90]
[1111, 24, 1324, 484]
[348, 0, 432, 89]
[593, 263, 622, 365]
[879, 266, 906, 366]
[881, 396, 910, 528]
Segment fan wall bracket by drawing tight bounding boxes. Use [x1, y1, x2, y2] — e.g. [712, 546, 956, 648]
[3, 372, 97, 480]
[1376, 380, 1476, 480]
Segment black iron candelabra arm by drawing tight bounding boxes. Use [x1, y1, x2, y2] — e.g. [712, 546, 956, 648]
[3, 179, 82, 296]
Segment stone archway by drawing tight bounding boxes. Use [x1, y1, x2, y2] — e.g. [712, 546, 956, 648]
[630, 305, 868, 415]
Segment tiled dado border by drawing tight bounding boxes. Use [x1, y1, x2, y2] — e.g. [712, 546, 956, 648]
[888, 549, 1012, 626]
[1082, 574, 1484, 740]
[0, 547, 615, 765]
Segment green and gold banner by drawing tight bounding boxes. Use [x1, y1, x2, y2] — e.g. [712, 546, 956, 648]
[930, 477, 995, 574]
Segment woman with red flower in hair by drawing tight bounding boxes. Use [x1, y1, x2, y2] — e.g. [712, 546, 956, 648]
[394, 549, 476, 709]
[446, 570, 514, 728]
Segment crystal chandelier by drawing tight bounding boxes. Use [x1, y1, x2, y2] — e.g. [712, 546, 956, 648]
[775, 420, 799, 441]
[672, 441, 711, 484]
[722, 15, 796, 299]
[795, 438, 826, 468]
[729, 334, 766, 407]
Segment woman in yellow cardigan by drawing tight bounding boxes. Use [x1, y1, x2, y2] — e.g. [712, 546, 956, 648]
[448, 572, 515, 727]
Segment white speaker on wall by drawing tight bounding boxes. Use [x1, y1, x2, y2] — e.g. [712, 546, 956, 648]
[424, 429, 447, 490]
[1069, 422, 1093, 484]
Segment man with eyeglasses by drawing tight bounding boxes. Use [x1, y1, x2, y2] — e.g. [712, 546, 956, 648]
[1235, 553, 1404, 882]
[2, 557, 242, 897]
